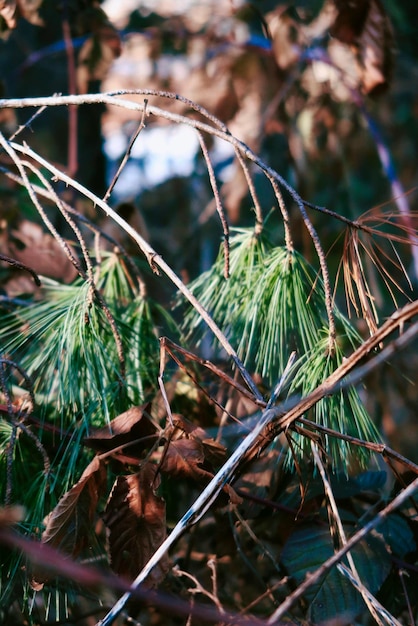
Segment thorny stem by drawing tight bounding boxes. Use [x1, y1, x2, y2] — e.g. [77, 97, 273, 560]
[8, 102, 49, 141]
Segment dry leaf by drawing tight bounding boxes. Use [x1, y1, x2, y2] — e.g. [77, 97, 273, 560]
[331, 0, 393, 95]
[160, 415, 241, 504]
[31, 456, 107, 589]
[84, 403, 157, 457]
[103, 463, 169, 586]
[160, 414, 226, 483]
[160, 437, 215, 483]
[5, 220, 78, 285]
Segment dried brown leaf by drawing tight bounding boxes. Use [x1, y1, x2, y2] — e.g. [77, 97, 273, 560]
[332, 0, 393, 94]
[160, 437, 215, 483]
[30, 456, 107, 589]
[5, 220, 78, 285]
[103, 464, 169, 586]
[160, 414, 226, 483]
[84, 403, 157, 457]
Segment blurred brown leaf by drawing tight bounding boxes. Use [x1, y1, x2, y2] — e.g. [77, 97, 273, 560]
[0, 0, 16, 28]
[103, 463, 169, 585]
[0, 505, 25, 527]
[30, 456, 107, 589]
[2, 220, 78, 287]
[331, 0, 393, 95]
[76, 6, 121, 94]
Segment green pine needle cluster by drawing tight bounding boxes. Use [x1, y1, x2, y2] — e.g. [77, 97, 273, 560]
[182, 227, 381, 470]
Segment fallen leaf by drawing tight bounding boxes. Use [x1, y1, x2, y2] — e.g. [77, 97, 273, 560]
[160, 437, 214, 483]
[103, 463, 169, 585]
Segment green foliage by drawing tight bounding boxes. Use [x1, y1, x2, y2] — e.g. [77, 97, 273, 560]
[0, 252, 172, 428]
[183, 227, 381, 470]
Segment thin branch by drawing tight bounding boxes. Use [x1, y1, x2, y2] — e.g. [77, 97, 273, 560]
[298, 418, 418, 476]
[103, 100, 148, 202]
[233, 149, 264, 234]
[337, 563, 402, 626]
[0, 137, 127, 378]
[0, 90, 340, 339]
[266, 173, 293, 252]
[23, 160, 96, 284]
[197, 130, 230, 278]
[0, 163, 147, 293]
[8, 102, 49, 142]
[0, 358, 35, 412]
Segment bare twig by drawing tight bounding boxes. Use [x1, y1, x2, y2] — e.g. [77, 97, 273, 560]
[233, 149, 264, 234]
[8, 103, 49, 142]
[0, 91, 336, 340]
[197, 130, 230, 278]
[337, 563, 402, 626]
[103, 100, 148, 202]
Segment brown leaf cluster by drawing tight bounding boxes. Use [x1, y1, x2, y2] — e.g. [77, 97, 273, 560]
[29, 406, 233, 591]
